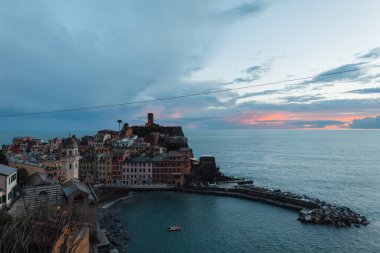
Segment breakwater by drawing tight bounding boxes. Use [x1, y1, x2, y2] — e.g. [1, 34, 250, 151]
[177, 185, 369, 227]
[98, 184, 369, 227]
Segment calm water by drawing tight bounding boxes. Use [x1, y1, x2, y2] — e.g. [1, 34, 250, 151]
[111, 130, 380, 253]
[2, 130, 380, 252]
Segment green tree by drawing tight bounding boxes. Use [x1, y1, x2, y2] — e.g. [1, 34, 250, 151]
[17, 168, 29, 188]
[0, 151, 8, 165]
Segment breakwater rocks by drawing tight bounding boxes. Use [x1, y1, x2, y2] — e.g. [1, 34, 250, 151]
[232, 185, 369, 227]
[182, 185, 369, 228]
[298, 206, 369, 227]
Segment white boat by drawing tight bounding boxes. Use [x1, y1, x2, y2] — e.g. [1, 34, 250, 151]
[168, 225, 182, 231]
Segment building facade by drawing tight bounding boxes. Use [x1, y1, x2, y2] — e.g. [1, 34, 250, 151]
[151, 148, 191, 186]
[60, 137, 80, 182]
[122, 156, 152, 185]
[0, 164, 17, 209]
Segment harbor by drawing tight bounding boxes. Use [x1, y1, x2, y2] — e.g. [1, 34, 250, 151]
[99, 182, 369, 228]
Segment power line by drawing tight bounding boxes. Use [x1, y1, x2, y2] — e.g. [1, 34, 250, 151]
[1, 64, 379, 118]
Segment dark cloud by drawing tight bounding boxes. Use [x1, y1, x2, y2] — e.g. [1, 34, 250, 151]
[350, 115, 380, 129]
[346, 87, 380, 94]
[306, 63, 367, 83]
[357, 47, 380, 59]
[239, 89, 282, 98]
[0, 0, 225, 130]
[220, 1, 269, 21]
[284, 95, 324, 103]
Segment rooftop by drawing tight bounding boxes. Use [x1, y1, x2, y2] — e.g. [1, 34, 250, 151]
[127, 156, 151, 163]
[61, 137, 78, 149]
[27, 173, 56, 186]
[0, 164, 17, 176]
[62, 180, 98, 201]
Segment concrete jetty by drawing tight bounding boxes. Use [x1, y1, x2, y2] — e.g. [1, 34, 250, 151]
[177, 185, 369, 227]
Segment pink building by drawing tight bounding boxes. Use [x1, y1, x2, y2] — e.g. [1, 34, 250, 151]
[151, 148, 191, 186]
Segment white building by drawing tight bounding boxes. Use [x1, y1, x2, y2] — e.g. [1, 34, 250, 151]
[111, 136, 137, 149]
[122, 156, 152, 185]
[60, 137, 80, 182]
[0, 164, 17, 209]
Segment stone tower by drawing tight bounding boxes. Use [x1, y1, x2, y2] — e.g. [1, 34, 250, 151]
[145, 112, 154, 127]
[60, 136, 80, 182]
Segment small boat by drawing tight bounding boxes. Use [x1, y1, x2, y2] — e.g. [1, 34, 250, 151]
[167, 225, 182, 231]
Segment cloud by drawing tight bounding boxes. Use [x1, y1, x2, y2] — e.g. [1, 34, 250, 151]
[357, 47, 380, 59]
[0, 1, 379, 132]
[219, 1, 270, 21]
[0, 0, 224, 128]
[350, 115, 380, 129]
[239, 89, 283, 98]
[233, 64, 270, 83]
[346, 87, 380, 94]
[284, 95, 324, 103]
[281, 120, 345, 129]
[306, 63, 367, 84]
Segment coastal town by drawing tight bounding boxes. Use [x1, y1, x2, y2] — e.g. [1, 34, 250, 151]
[0, 113, 222, 252]
[0, 113, 370, 252]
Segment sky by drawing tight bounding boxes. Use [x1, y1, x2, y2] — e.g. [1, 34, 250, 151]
[1, 0, 380, 131]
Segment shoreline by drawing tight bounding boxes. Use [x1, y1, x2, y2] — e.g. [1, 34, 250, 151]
[101, 194, 131, 209]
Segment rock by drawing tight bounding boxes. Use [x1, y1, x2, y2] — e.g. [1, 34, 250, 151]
[323, 217, 331, 223]
[111, 239, 119, 246]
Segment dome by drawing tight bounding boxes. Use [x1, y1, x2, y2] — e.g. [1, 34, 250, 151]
[61, 137, 78, 149]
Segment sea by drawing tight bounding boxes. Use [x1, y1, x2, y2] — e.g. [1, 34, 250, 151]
[1, 130, 380, 252]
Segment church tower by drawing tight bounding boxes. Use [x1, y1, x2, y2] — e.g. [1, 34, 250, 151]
[60, 136, 80, 182]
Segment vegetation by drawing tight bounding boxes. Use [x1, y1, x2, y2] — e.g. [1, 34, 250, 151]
[0, 204, 88, 253]
[0, 151, 8, 165]
[17, 168, 29, 188]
